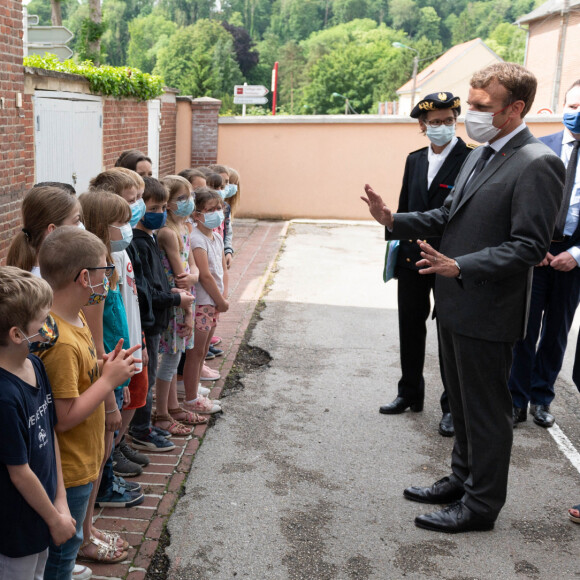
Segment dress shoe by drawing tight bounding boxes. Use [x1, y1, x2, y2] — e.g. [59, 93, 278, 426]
[530, 404, 554, 428]
[403, 476, 464, 504]
[379, 396, 423, 415]
[414, 501, 495, 534]
[512, 406, 527, 427]
[438, 412, 454, 437]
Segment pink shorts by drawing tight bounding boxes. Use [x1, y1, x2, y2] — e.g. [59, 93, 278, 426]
[195, 304, 219, 332]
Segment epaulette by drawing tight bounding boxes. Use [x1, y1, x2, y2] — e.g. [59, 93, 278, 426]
[466, 143, 478, 149]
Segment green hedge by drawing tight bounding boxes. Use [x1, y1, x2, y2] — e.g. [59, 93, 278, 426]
[24, 53, 165, 101]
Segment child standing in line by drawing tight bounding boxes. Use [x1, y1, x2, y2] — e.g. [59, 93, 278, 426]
[78, 192, 144, 552]
[89, 169, 152, 476]
[224, 166, 241, 268]
[0, 267, 76, 580]
[38, 226, 138, 579]
[128, 178, 194, 450]
[178, 168, 206, 191]
[154, 176, 217, 434]
[182, 188, 229, 411]
[6, 186, 83, 276]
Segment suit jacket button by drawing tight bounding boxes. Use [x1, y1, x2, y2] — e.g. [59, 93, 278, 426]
[406, 258, 411, 263]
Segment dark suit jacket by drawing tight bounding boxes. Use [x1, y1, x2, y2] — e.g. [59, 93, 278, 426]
[394, 138, 473, 271]
[390, 126, 565, 343]
[540, 130, 580, 248]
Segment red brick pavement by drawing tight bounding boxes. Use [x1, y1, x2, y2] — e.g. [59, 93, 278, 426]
[89, 220, 287, 579]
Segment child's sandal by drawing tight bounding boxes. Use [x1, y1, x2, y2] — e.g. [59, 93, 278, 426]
[77, 536, 128, 563]
[152, 413, 192, 436]
[168, 407, 209, 426]
[96, 529, 129, 550]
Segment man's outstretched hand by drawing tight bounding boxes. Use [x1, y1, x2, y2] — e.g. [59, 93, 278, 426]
[361, 184, 394, 229]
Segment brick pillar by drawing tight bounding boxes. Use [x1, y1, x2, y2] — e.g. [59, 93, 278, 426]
[190, 97, 222, 167]
[0, 1, 33, 263]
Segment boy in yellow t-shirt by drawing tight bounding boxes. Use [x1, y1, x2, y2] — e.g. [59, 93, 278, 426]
[38, 227, 138, 579]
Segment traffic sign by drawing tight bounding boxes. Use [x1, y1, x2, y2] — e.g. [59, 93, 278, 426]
[27, 45, 74, 61]
[28, 26, 74, 45]
[233, 96, 269, 105]
[234, 85, 269, 98]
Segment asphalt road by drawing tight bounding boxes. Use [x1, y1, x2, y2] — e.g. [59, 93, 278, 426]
[167, 222, 580, 580]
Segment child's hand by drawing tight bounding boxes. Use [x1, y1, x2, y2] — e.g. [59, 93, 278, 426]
[105, 407, 122, 432]
[216, 298, 229, 313]
[179, 291, 195, 309]
[49, 512, 77, 546]
[102, 341, 140, 388]
[123, 386, 131, 408]
[177, 315, 193, 339]
[175, 272, 195, 289]
[226, 254, 233, 269]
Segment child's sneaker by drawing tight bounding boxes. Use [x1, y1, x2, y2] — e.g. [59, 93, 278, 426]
[201, 365, 220, 381]
[112, 446, 142, 477]
[198, 384, 211, 397]
[152, 425, 172, 438]
[114, 475, 141, 493]
[72, 564, 92, 580]
[183, 396, 222, 415]
[210, 336, 222, 346]
[130, 429, 176, 452]
[208, 345, 224, 357]
[205, 350, 215, 360]
[95, 483, 144, 508]
[119, 439, 150, 466]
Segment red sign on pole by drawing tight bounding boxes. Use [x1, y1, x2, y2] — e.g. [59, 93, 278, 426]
[271, 62, 279, 116]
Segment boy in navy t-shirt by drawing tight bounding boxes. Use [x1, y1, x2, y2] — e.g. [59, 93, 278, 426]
[0, 267, 75, 579]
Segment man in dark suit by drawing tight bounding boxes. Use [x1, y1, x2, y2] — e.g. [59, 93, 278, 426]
[362, 63, 564, 533]
[380, 92, 474, 438]
[510, 79, 580, 429]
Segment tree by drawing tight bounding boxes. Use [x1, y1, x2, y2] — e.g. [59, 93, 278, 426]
[50, 0, 62, 25]
[222, 22, 259, 77]
[486, 22, 527, 64]
[332, 0, 371, 24]
[155, 19, 243, 98]
[388, 0, 418, 36]
[269, 0, 324, 42]
[278, 40, 307, 114]
[158, 0, 215, 26]
[415, 6, 440, 42]
[127, 13, 177, 73]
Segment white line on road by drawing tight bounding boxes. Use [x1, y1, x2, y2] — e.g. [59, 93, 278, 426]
[549, 423, 580, 474]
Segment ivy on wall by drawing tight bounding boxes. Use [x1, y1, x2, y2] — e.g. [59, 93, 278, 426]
[24, 53, 165, 101]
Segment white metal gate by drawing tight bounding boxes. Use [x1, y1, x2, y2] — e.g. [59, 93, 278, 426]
[34, 91, 103, 194]
[148, 99, 161, 178]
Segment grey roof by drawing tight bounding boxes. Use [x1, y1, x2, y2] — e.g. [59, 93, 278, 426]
[516, 0, 580, 24]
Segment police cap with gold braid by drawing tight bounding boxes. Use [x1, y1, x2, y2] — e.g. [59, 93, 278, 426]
[410, 92, 461, 119]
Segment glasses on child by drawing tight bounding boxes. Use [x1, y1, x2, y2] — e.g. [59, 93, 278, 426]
[73, 264, 115, 282]
[425, 118, 456, 127]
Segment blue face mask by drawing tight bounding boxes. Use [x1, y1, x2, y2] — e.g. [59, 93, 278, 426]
[224, 184, 238, 199]
[129, 199, 146, 228]
[426, 124, 456, 147]
[175, 196, 195, 217]
[202, 210, 225, 230]
[110, 223, 133, 253]
[141, 210, 167, 231]
[563, 111, 580, 134]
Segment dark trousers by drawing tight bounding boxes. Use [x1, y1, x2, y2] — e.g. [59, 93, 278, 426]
[509, 249, 580, 409]
[129, 333, 160, 438]
[439, 325, 514, 519]
[396, 267, 449, 413]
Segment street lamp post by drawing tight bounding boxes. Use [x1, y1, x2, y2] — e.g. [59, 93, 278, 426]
[392, 42, 420, 109]
[331, 92, 357, 115]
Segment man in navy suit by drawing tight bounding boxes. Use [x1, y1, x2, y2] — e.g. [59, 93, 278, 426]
[510, 79, 580, 429]
[379, 92, 474, 438]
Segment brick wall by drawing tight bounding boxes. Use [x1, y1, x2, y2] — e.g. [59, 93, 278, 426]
[0, 1, 34, 263]
[191, 97, 222, 167]
[102, 98, 149, 169]
[159, 92, 177, 177]
[526, 12, 580, 112]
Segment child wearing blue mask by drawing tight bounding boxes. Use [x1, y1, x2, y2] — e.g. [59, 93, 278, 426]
[181, 187, 229, 415]
[155, 176, 217, 434]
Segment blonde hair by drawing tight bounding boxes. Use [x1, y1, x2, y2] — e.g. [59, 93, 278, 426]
[0, 266, 53, 346]
[7, 186, 81, 272]
[470, 63, 537, 117]
[89, 168, 143, 196]
[227, 167, 241, 214]
[39, 226, 107, 292]
[208, 164, 229, 176]
[79, 190, 131, 288]
[160, 175, 192, 253]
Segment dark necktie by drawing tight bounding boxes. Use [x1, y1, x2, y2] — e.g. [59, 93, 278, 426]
[554, 139, 580, 238]
[469, 145, 494, 184]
